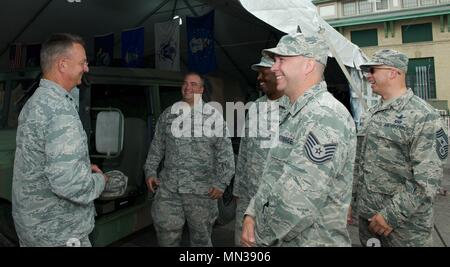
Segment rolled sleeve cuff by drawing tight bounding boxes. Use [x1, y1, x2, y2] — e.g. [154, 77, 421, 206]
[213, 182, 228, 192]
[244, 198, 256, 217]
[144, 169, 157, 179]
[94, 172, 107, 194]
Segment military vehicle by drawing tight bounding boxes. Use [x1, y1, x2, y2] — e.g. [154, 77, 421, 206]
[0, 67, 240, 246]
[0, 56, 361, 247]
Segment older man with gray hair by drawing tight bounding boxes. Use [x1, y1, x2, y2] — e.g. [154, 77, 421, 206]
[12, 33, 108, 247]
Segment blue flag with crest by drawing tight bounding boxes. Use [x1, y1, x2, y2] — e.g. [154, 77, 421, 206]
[186, 10, 217, 74]
[94, 33, 114, 66]
[121, 27, 144, 68]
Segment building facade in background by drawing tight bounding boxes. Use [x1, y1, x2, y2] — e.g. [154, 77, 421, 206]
[314, 0, 450, 111]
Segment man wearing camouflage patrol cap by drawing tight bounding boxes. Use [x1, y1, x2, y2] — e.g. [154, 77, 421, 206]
[233, 54, 287, 246]
[355, 49, 447, 246]
[241, 33, 356, 247]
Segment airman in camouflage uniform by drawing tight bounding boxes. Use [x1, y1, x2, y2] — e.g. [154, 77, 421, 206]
[356, 49, 447, 247]
[12, 34, 107, 247]
[144, 72, 235, 247]
[233, 55, 287, 246]
[241, 33, 356, 247]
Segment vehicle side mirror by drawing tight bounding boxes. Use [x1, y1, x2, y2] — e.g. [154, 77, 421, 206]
[92, 109, 124, 158]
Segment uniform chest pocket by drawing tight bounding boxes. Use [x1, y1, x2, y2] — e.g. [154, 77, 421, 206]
[372, 126, 411, 164]
[173, 137, 190, 145]
[190, 138, 212, 148]
[270, 134, 297, 163]
[365, 126, 411, 195]
[176, 137, 213, 154]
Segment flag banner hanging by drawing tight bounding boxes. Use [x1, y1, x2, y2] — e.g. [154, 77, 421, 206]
[9, 44, 24, 70]
[186, 10, 217, 74]
[25, 43, 41, 68]
[121, 27, 145, 68]
[94, 33, 114, 66]
[155, 20, 180, 71]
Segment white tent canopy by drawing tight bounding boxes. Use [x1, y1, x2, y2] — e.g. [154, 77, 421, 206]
[239, 0, 374, 120]
[239, 0, 369, 69]
[0, 0, 375, 119]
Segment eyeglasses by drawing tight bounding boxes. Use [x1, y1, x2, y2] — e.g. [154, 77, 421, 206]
[363, 67, 400, 75]
[63, 57, 89, 67]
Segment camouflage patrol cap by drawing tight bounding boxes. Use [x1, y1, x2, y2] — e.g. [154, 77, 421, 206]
[251, 55, 274, 71]
[101, 170, 128, 198]
[262, 33, 329, 65]
[359, 49, 409, 73]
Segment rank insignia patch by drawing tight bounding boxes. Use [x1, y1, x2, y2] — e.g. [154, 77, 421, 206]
[304, 132, 337, 164]
[436, 128, 448, 160]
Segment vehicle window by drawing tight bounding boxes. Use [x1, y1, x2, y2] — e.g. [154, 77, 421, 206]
[0, 83, 4, 116]
[6, 82, 32, 129]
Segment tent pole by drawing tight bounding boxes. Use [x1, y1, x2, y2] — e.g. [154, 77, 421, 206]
[170, 0, 179, 20]
[133, 0, 172, 28]
[182, 0, 199, 16]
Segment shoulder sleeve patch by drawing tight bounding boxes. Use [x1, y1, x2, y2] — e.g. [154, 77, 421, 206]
[436, 128, 448, 160]
[304, 132, 337, 164]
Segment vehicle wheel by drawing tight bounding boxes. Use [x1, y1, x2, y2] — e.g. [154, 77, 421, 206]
[0, 201, 19, 247]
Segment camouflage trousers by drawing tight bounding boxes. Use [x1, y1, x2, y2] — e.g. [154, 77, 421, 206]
[358, 216, 433, 247]
[234, 198, 250, 246]
[151, 186, 218, 247]
[19, 235, 91, 247]
[64, 236, 91, 247]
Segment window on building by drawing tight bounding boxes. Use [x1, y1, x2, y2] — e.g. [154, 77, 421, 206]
[406, 58, 436, 100]
[319, 4, 337, 18]
[0, 83, 4, 125]
[358, 0, 373, 14]
[402, 0, 419, 8]
[402, 23, 433, 43]
[375, 0, 389, 11]
[343, 1, 357, 16]
[351, 29, 378, 47]
[420, 0, 436, 5]
[440, 0, 450, 3]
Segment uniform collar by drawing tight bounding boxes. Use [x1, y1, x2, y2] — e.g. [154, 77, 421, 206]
[40, 79, 77, 106]
[372, 88, 414, 113]
[264, 94, 290, 110]
[274, 95, 289, 109]
[288, 81, 328, 116]
[191, 98, 211, 115]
